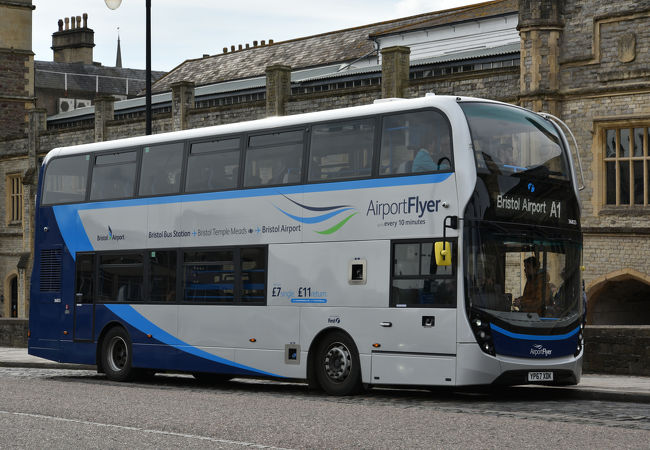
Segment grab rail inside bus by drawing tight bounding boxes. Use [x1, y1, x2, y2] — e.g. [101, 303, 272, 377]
[539, 113, 585, 191]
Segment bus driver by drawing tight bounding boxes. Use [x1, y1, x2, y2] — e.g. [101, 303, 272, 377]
[514, 256, 551, 316]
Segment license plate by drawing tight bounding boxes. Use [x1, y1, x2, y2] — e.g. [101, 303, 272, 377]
[528, 371, 553, 382]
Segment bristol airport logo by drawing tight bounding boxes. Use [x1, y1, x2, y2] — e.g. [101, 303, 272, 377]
[530, 344, 552, 357]
[275, 195, 357, 235]
[97, 225, 125, 242]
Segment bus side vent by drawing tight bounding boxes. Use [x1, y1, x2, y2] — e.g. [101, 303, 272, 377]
[40, 249, 62, 292]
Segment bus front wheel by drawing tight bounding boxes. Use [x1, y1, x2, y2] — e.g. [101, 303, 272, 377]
[315, 331, 361, 395]
[101, 327, 134, 382]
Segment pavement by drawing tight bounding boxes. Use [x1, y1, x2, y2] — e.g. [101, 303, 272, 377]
[2, 346, 650, 403]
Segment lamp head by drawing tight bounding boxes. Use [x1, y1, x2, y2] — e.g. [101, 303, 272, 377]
[105, 0, 122, 10]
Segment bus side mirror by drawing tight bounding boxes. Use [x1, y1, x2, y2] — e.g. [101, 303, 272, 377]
[434, 242, 452, 266]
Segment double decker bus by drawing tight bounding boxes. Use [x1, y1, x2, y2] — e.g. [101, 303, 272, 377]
[29, 94, 584, 395]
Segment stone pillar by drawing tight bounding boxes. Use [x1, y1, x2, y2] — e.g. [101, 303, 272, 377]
[27, 108, 46, 165]
[517, 0, 563, 115]
[381, 46, 410, 99]
[265, 65, 291, 116]
[94, 95, 115, 142]
[24, 109, 46, 252]
[0, 0, 36, 139]
[171, 81, 195, 131]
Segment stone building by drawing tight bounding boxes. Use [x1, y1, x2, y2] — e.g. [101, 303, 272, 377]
[36, 13, 165, 117]
[0, 0, 648, 331]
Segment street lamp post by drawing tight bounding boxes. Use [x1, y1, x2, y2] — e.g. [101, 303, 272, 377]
[105, 0, 152, 135]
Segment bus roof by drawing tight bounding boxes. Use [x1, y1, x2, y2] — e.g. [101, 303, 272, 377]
[43, 95, 503, 165]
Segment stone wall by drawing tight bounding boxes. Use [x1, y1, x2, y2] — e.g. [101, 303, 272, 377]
[583, 326, 650, 376]
[0, 318, 28, 347]
[407, 69, 520, 102]
[583, 233, 650, 287]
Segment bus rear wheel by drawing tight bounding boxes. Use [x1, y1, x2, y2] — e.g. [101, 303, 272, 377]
[315, 331, 361, 395]
[101, 327, 134, 382]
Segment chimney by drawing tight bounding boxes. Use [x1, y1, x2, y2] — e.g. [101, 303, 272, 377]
[52, 13, 95, 64]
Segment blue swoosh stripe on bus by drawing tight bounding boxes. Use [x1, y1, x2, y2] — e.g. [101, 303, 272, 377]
[280, 194, 351, 212]
[105, 304, 281, 377]
[52, 205, 93, 261]
[274, 206, 354, 224]
[59, 173, 452, 211]
[51, 173, 453, 256]
[490, 324, 580, 341]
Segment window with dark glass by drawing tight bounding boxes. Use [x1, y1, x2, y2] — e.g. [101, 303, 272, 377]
[603, 126, 649, 206]
[308, 119, 375, 181]
[184, 249, 235, 303]
[90, 151, 137, 201]
[98, 253, 143, 302]
[244, 131, 303, 187]
[42, 155, 90, 205]
[149, 250, 177, 302]
[380, 111, 452, 175]
[241, 247, 266, 302]
[139, 143, 184, 196]
[75, 253, 94, 304]
[186, 138, 240, 192]
[391, 240, 455, 307]
[461, 103, 569, 180]
[183, 247, 266, 304]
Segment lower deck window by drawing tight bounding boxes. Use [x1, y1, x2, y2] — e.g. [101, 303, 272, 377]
[98, 253, 144, 302]
[184, 249, 236, 303]
[77, 246, 266, 305]
[391, 240, 456, 307]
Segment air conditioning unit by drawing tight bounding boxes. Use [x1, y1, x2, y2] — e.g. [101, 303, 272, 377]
[58, 98, 75, 113]
[75, 99, 92, 108]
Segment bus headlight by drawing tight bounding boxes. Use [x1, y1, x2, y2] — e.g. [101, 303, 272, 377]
[470, 313, 495, 356]
[574, 330, 584, 357]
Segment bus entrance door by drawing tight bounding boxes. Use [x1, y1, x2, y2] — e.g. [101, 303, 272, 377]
[73, 300, 94, 341]
[73, 254, 94, 341]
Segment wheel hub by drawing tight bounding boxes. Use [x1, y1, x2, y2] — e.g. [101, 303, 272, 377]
[107, 336, 128, 372]
[324, 343, 351, 382]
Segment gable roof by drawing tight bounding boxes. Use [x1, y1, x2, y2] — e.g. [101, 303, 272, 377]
[152, 0, 512, 94]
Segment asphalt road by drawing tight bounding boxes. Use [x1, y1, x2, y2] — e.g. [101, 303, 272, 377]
[1, 367, 649, 449]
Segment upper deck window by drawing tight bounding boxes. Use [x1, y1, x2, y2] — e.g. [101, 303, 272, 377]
[42, 155, 90, 205]
[460, 103, 569, 181]
[380, 110, 452, 175]
[90, 151, 137, 201]
[139, 143, 184, 196]
[186, 138, 240, 192]
[308, 119, 375, 181]
[244, 130, 303, 187]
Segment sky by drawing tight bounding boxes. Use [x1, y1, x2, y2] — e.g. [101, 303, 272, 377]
[32, 0, 481, 72]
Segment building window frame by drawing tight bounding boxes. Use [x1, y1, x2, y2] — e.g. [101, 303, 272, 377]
[600, 122, 650, 209]
[6, 173, 23, 225]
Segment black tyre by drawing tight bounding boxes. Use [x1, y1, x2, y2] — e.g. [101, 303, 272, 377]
[101, 327, 134, 382]
[315, 331, 362, 395]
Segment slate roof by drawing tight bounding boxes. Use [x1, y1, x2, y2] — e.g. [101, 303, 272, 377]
[370, 0, 517, 38]
[152, 0, 512, 94]
[35, 60, 166, 96]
